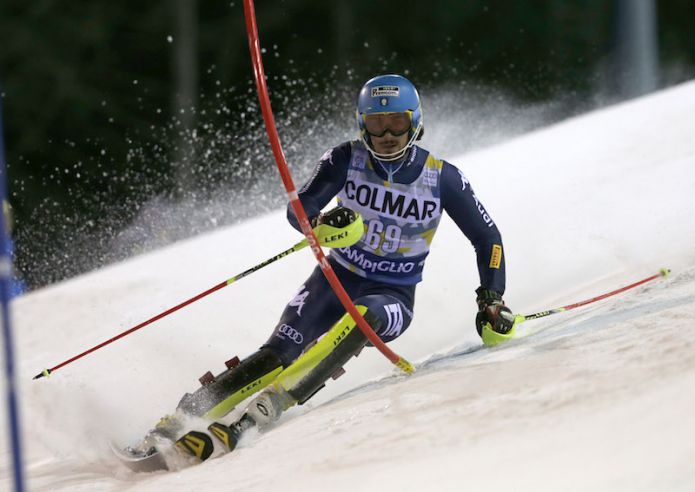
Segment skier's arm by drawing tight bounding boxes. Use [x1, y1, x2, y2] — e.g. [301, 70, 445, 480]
[287, 143, 351, 231]
[441, 162, 506, 295]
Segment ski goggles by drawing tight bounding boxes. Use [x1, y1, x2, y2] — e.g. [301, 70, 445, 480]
[362, 111, 412, 138]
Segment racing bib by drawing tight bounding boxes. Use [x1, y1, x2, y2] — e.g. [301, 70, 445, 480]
[332, 144, 443, 284]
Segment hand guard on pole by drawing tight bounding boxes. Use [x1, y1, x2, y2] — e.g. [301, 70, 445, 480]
[312, 206, 356, 229]
[475, 287, 515, 336]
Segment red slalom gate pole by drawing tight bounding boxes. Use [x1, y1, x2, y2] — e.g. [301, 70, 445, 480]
[242, 0, 413, 374]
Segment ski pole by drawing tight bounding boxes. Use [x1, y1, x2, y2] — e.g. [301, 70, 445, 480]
[33, 215, 365, 380]
[514, 268, 670, 324]
[32, 239, 308, 380]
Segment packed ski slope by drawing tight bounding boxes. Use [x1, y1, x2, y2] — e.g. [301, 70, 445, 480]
[3, 81, 695, 491]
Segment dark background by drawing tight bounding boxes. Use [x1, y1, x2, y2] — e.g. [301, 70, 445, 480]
[1, 0, 693, 289]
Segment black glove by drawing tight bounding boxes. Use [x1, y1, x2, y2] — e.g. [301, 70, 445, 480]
[475, 287, 515, 336]
[312, 206, 356, 228]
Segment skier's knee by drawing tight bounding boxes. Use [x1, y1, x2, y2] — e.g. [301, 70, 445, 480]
[273, 306, 373, 404]
[355, 295, 412, 343]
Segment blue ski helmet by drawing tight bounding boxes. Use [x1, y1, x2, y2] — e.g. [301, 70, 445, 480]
[356, 74, 424, 161]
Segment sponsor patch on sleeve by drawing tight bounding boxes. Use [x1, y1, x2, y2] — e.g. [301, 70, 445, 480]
[489, 244, 503, 269]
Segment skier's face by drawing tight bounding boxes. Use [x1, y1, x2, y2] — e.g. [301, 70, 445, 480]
[363, 111, 411, 156]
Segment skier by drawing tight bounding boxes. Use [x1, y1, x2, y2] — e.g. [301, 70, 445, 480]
[151, 74, 515, 462]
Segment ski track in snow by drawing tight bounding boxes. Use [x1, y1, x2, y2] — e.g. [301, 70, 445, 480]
[3, 81, 695, 491]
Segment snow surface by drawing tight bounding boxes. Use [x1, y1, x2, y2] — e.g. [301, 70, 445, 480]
[3, 81, 695, 491]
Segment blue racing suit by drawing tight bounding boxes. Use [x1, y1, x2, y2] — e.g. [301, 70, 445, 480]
[263, 140, 505, 365]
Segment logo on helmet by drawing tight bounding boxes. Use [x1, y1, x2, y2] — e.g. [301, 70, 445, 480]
[371, 86, 400, 97]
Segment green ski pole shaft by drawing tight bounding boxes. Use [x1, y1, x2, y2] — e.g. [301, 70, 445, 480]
[515, 268, 670, 324]
[225, 240, 308, 284]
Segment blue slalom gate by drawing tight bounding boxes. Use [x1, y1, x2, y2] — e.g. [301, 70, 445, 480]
[0, 95, 25, 491]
